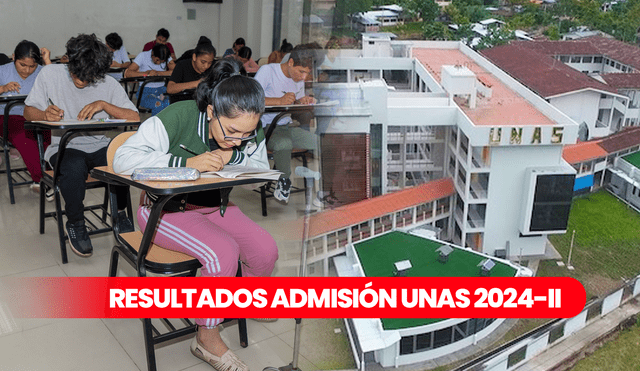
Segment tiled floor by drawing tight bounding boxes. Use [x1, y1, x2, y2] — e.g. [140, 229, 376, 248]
[0, 156, 356, 371]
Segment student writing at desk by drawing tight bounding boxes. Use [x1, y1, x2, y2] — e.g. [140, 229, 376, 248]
[222, 37, 245, 58]
[0, 40, 51, 193]
[113, 59, 277, 371]
[166, 41, 215, 103]
[105, 32, 130, 81]
[125, 44, 175, 115]
[254, 47, 317, 203]
[142, 28, 177, 61]
[23, 33, 139, 258]
[227, 46, 259, 74]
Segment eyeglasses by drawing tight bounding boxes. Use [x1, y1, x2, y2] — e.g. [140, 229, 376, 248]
[214, 111, 258, 142]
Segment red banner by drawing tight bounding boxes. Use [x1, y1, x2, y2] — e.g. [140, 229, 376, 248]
[2, 277, 586, 319]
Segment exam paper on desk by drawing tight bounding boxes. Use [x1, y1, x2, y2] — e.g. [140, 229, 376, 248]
[32, 118, 128, 125]
[201, 165, 282, 181]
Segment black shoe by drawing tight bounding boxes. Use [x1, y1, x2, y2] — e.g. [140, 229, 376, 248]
[273, 177, 292, 203]
[116, 210, 135, 233]
[66, 220, 93, 257]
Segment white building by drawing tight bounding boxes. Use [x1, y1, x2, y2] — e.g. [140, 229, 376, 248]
[334, 229, 532, 369]
[482, 39, 639, 139]
[312, 37, 578, 263]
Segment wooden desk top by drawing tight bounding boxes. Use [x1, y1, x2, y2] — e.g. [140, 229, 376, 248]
[91, 166, 270, 196]
[24, 120, 141, 130]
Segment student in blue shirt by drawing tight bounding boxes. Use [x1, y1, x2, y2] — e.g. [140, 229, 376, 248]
[125, 44, 175, 115]
[0, 40, 51, 192]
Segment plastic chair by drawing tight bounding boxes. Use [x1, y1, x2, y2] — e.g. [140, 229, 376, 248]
[106, 131, 248, 371]
[38, 127, 124, 263]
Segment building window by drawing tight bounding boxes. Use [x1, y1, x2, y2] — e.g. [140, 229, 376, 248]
[559, 55, 569, 63]
[416, 333, 432, 350]
[433, 327, 453, 348]
[571, 56, 581, 63]
[615, 62, 621, 70]
[594, 56, 603, 63]
[582, 56, 593, 63]
[507, 346, 527, 368]
[399, 336, 414, 355]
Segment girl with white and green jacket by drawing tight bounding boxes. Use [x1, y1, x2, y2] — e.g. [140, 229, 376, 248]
[113, 59, 276, 371]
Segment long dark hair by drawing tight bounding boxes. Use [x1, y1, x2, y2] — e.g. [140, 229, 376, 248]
[14, 40, 42, 65]
[151, 44, 171, 70]
[195, 59, 265, 118]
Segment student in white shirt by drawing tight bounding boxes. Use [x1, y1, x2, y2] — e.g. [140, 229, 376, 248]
[125, 44, 175, 115]
[253, 48, 317, 203]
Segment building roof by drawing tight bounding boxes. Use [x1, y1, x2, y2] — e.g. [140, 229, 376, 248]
[514, 36, 640, 70]
[413, 47, 561, 126]
[481, 43, 619, 97]
[584, 36, 640, 70]
[308, 178, 455, 238]
[622, 151, 640, 170]
[599, 126, 640, 153]
[600, 73, 640, 89]
[562, 141, 608, 164]
[479, 18, 505, 25]
[354, 231, 518, 330]
[562, 126, 640, 163]
[376, 4, 403, 12]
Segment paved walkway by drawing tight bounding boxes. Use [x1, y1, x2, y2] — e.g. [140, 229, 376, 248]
[514, 298, 640, 371]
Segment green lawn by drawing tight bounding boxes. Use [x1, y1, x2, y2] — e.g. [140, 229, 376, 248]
[495, 190, 640, 361]
[547, 190, 640, 292]
[571, 319, 640, 371]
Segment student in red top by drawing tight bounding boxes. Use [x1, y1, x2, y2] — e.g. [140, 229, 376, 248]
[142, 28, 177, 61]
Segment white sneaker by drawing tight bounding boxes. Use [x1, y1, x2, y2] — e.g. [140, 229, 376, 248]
[45, 186, 55, 202]
[273, 177, 291, 203]
[30, 182, 40, 195]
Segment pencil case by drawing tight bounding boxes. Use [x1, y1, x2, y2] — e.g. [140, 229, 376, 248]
[131, 167, 200, 181]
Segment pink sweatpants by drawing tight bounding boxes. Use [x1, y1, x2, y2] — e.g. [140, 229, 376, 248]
[137, 203, 278, 328]
[0, 115, 50, 183]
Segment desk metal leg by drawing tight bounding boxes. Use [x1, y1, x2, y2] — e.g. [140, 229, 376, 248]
[54, 184, 68, 264]
[136, 194, 172, 371]
[2, 101, 28, 204]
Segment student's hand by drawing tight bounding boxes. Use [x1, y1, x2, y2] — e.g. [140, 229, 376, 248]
[60, 55, 69, 64]
[147, 70, 159, 77]
[186, 151, 225, 172]
[298, 96, 316, 105]
[2, 82, 21, 93]
[280, 92, 296, 105]
[211, 148, 233, 164]
[77, 100, 105, 120]
[44, 105, 64, 121]
[40, 48, 51, 65]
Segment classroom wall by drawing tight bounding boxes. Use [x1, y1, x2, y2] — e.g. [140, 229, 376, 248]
[0, 0, 281, 61]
